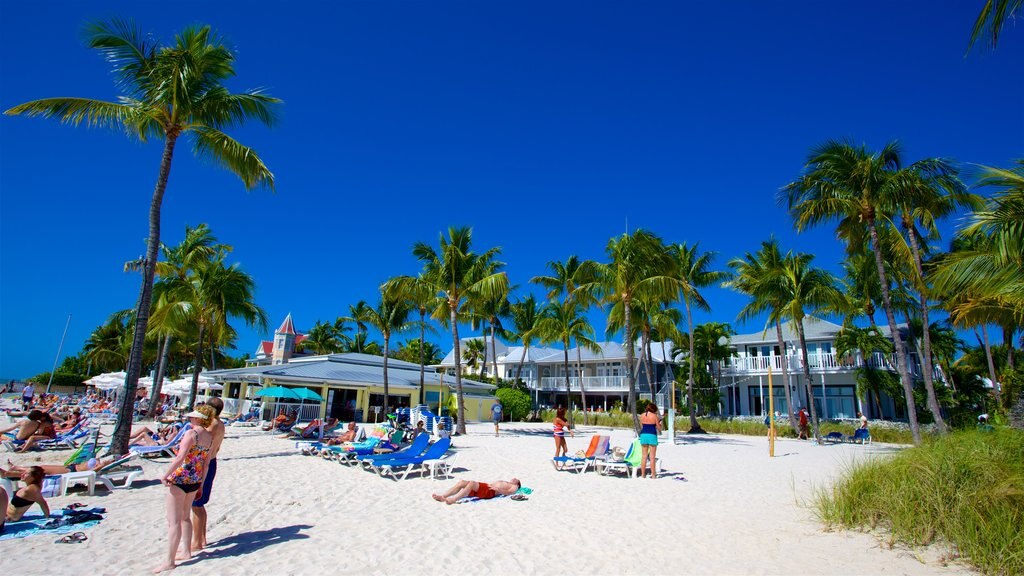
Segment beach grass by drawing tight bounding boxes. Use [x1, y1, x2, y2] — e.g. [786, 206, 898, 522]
[811, 429, 1024, 575]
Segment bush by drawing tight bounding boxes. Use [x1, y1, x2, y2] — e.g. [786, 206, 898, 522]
[27, 372, 88, 389]
[813, 429, 1024, 575]
[495, 387, 532, 421]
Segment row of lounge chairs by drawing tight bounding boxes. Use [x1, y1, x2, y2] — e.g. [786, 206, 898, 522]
[824, 429, 872, 444]
[299, 430, 457, 481]
[553, 435, 662, 478]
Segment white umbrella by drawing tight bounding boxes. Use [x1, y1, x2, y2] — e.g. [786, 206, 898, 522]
[199, 381, 224, 391]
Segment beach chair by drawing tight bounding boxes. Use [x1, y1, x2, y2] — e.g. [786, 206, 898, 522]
[370, 438, 453, 480]
[553, 435, 609, 473]
[96, 453, 144, 491]
[847, 428, 871, 445]
[596, 439, 659, 478]
[824, 431, 845, 444]
[129, 425, 189, 457]
[356, 433, 432, 468]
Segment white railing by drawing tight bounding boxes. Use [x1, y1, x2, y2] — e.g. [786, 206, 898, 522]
[722, 351, 922, 376]
[536, 376, 630, 392]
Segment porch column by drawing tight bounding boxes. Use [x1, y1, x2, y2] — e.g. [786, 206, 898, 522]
[319, 384, 329, 419]
[820, 374, 827, 419]
[238, 381, 249, 417]
[758, 375, 764, 416]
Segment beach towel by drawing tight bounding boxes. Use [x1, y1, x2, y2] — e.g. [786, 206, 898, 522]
[0, 509, 103, 541]
[457, 487, 533, 504]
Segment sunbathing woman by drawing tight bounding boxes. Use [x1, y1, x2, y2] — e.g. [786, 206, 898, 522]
[3, 466, 50, 525]
[2, 453, 127, 477]
[16, 413, 57, 452]
[552, 406, 573, 458]
[130, 424, 179, 446]
[0, 410, 47, 440]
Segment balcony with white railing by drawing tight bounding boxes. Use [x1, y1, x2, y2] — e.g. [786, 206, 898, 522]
[722, 351, 920, 376]
[536, 376, 630, 392]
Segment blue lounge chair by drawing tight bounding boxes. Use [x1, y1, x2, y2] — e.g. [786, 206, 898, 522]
[824, 431, 845, 443]
[129, 425, 189, 457]
[356, 433, 432, 467]
[369, 437, 453, 480]
[847, 428, 871, 445]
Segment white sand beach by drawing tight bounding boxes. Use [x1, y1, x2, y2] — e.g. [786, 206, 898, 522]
[1, 422, 971, 576]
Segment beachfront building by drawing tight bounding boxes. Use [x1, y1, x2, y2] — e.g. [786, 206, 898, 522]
[246, 313, 311, 367]
[719, 317, 927, 420]
[437, 337, 674, 410]
[207, 353, 496, 423]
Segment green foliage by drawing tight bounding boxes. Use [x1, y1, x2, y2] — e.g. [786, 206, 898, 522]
[392, 339, 442, 365]
[813, 429, 1024, 575]
[495, 387, 531, 421]
[28, 372, 89, 389]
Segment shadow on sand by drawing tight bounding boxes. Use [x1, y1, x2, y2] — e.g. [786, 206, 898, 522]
[186, 524, 313, 562]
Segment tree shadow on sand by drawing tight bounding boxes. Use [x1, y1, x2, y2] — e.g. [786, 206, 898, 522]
[184, 524, 313, 562]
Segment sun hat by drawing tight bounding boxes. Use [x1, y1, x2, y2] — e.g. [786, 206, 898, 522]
[184, 410, 206, 419]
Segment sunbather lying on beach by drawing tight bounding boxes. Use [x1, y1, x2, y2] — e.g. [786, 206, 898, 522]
[326, 422, 358, 445]
[2, 453, 127, 477]
[0, 410, 48, 440]
[432, 478, 521, 505]
[130, 425, 179, 446]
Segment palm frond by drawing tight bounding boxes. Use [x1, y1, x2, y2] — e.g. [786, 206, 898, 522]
[190, 126, 275, 190]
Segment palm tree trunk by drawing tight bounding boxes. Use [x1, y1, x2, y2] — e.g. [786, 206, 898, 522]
[867, 221, 921, 444]
[685, 298, 702, 433]
[643, 329, 656, 404]
[576, 346, 588, 425]
[624, 296, 640, 435]
[188, 324, 206, 411]
[1003, 325, 1016, 371]
[146, 335, 172, 418]
[516, 346, 528, 383]
[418, 308, 426, 405]
[796, 319, 822, 443]
[978, 327, 1000, 407]
[660, 339, 675, 415]
[451, 301, 466, 435]
[491, 322, 500, 385]
[776, 321, 799, 433]
[110, 134, 179, 456]
[383, 334, 390, 416]
[563, 344, 573, 428]
[906, 223, 948, 433]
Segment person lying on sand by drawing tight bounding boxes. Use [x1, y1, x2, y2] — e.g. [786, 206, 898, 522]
[2, 453, 128, 477]
[432, 478, 521, 505]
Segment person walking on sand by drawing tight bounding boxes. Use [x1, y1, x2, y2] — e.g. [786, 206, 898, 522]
[191, 399, 225, 552]
[20, 383, 34, 410]
[432, 478, 521, 504]
[491, 399, 503, 437]
[638, 403, 662, 479]
[798, 408, 809, 440]
[154, 409, 213, 574]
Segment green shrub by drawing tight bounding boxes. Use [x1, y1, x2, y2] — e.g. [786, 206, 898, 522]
[813, 429, 1024, 575]
[495, 387, 531, 421]
[27, 372, 88, 389]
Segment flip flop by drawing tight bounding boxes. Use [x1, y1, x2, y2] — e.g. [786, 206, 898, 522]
[65, 503, 86, 510]
[56, 532, 88, 544]
[510, 493, 528, 501]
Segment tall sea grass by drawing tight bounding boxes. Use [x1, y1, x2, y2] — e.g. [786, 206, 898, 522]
[812, 429, 1024, 575]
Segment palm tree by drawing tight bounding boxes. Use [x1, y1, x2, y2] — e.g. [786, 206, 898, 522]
[468, 289, 512, 384]
[343, 301, 374, 354]
[385, 227, 508, 435]
[5, 21, 279, 454]
[302, 320, 344, 354]
[532, 256, 600, 422]
[509, 294, 541, 385]
[536, 299, 601, 427]
[386, 273, 439, 402]
[365, 290, 412, 415]
[82, 314, 132, 373]
[724, 239, 800, 433]
[784, 140, 924, 444]
[834, 325, 896, 417]
[594, 230, 678, 434]
[666, 242, 728, 433]
[693, 322, 736, 414]
[462, 339, 486, 375]
[969, 0, 1023, 50]
[770, 252, 845, 443]
[160, 255, 268, 409]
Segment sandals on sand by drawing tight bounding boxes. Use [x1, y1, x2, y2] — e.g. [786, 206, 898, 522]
[56, 531, 88, 544]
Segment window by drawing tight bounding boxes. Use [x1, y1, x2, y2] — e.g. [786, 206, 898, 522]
[812, 385, 856, 419]
[748, 385, 789, 416]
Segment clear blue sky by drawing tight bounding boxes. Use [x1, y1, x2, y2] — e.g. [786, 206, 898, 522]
[1, 1, 1021, 379]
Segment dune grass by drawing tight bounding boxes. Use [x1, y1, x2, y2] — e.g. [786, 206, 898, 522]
[812, 429, 1024, 575]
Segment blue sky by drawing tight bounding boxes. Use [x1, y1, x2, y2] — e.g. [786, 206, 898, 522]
[0, 1, 1021, 379]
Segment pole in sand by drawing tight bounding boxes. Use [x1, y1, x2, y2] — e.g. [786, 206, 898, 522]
[45, 314, 72, 394]
[767, 364, 775, 457]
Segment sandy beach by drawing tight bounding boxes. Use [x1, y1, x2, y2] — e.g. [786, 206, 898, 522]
[1, 421, 971, 576]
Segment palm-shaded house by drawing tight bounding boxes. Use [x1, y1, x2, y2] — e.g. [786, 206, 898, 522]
[208, 314, 495, 422]
[437, 336, 675, 410]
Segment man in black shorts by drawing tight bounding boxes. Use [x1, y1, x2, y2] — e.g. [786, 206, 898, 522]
[192, 397, 225, 550]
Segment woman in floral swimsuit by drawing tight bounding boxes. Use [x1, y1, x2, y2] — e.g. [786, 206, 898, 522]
[154, 409, 213, 574]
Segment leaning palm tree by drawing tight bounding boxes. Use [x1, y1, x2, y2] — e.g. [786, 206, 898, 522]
[783, 140, 924, 444]
[385, 227, 508, 434]
[535, 299, 602, 428]
[666, 242, 728, 433]
[365, 290, 412, 416]
[5, 20, 279, 454]
[724, 238, 800, 433]
[594, 230, 678, 434]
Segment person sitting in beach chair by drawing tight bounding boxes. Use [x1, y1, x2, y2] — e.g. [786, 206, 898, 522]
[431, 478, 521, 505]
[129, 424, 180, 447]
[326, 422, 358, 445]
[1, 453, 128, 477]
[0, 410, 48, 441]
[262, 409, 297, 432]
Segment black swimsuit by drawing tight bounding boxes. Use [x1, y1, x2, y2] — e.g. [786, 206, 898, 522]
[10, 493, 33, 508]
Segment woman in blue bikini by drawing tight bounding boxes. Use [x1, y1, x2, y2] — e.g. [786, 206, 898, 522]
[638, 403, 662, 479]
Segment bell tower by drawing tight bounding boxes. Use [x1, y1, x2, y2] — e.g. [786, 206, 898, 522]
[272, 313, 297, 365]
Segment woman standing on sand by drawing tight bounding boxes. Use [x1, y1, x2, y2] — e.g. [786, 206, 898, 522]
[638, 403, 662, 479]
[553, 406, 573, 458]
[154, 410, 213, 574]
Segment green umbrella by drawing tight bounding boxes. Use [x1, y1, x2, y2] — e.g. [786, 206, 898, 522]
[293, 388, 324, 402]
[253, 386, 302, 400]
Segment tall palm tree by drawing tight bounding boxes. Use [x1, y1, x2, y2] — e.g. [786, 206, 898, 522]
[532, 256, 601, 422]
[5, 21, 279, 454]
[161, 255, 268, 409]
[365, 290, 412, 415]
[509, 294, 541, 385]
[969, 0, 1023, 50]
[724, 239, 800, 433]
[693, 322, 736, 414]
[386, 273, 439, 402]
[301, 320, 344, 354]
[385, 227, 508, 434]
[343, 301, 374, 354]
[594, 230, 678, 434]
[461, 338, 486, 375]
[770, 252, 845, 443]
[82, 314, 132, 373]
[535, 299, 601, 427]
[666, 242, 727, 433]
[834, 325, 896, 417]
[468, 289, 512, 384]
[784, 140, 924, 444]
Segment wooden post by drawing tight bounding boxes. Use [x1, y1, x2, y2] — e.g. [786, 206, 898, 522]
[768, 364, 776, 458]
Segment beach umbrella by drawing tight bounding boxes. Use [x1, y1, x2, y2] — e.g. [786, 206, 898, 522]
[199, 382, 224, 391]
[292, 388, 323, 402]
[252, 386, 302, 400]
